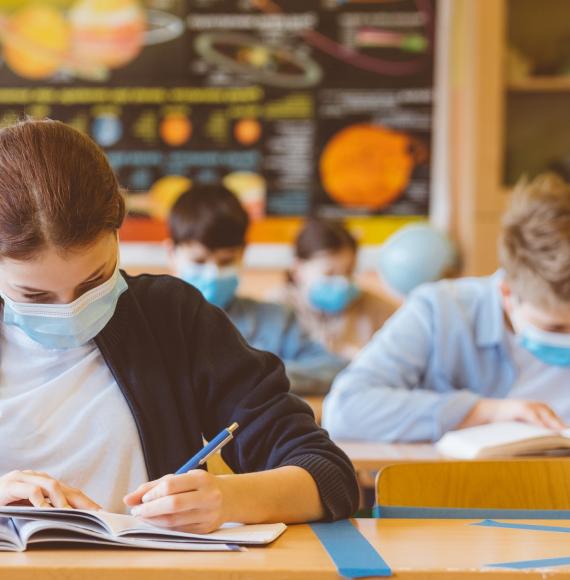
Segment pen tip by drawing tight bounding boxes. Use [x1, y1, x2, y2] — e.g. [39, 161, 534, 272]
[229, 422, 239, 432]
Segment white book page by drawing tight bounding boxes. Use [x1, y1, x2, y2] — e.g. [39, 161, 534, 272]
[26, 533, 239, 551]
[437, 421, 559, 458]
[0, 517, 21, 551]
[13, 517, 109, 544]
[0, 507, 287, 545]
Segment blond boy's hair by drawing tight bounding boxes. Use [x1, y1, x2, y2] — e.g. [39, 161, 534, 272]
[499, 172, 570, 308]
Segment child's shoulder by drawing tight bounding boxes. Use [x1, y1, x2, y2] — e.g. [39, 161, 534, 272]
[411, 273, 502, 319]
[120, 270, 204, 312]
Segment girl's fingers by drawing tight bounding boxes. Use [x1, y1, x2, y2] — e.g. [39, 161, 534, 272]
[131, 489, 205, 519]
[0, 472, 99, 511]
[142, 471, 207, 503]
[124, 474, 174, 506]
[0, 481, 51, 508]
[12, 474, 70, 508]
[140, 510, 208, 530]
[64, 487, 102, 511]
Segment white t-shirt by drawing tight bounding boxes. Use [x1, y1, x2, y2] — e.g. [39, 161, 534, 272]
[0, 324, 148, 513]
[506, 331, 570, 422]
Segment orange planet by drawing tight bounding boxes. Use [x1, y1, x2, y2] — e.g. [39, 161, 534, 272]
[320, 124, 416, 210]
[160, 114, 192, 147]
[2, 4, 70, 80]
[234, 118, 262, 146]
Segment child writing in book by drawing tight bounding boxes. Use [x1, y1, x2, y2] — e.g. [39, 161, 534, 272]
[0, 119, 358, 534]
[166, 185, 347, 395]
[271, 219, 396, 360]
[323, 173, 570, 442]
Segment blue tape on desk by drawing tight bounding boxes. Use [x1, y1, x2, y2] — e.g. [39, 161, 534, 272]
[487, 556, 570, 570]
[476, 520, 570, 570]
[311, 520, 392, 578]
[373, 505, 570, 519]
[474, 519, 570, 534]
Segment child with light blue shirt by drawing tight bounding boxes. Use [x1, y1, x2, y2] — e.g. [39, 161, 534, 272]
[167, 184, 347, 395]
[323, 173, 570, 442]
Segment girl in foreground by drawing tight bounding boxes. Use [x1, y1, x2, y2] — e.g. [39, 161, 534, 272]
[0, 119, 358, 533]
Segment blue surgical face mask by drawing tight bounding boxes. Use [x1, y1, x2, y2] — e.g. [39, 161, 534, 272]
[511, 307, 570, 367]
[180, 263, 239, 309]
[308, 275, 360, 315]
[1, 265, 127, 350]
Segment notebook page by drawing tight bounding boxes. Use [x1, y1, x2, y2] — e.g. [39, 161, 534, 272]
[25, 532, 240, 551]
[0, 507, 287, 545]
[0, 517, 20, 551]
[0, 507, 110, 534]
[13, 517, 109, 544]
[96, 512, 287, 544]
[117, 521, 288, 545]
[8, 513, 239, 551]
[437, 421, 557, 458]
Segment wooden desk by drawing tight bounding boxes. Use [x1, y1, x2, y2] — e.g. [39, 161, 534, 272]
[3, 518, 570, 578]
[337, 441, 570, 472]
[337, 441, 442, 472]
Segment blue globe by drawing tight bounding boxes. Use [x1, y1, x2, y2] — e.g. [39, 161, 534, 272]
[378, 224, 459, 296]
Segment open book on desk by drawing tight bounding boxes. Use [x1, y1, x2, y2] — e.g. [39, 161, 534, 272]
[0, 506, 286, 552]
[436, 421, 570, 459]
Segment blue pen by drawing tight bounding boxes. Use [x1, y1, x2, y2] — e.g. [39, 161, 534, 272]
[175, 422, 239, 474]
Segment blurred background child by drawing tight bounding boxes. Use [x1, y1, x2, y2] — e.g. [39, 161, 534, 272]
[271, 219, 396, 360]
[167, 185, 347, 395]
[324, 174, 570, 442]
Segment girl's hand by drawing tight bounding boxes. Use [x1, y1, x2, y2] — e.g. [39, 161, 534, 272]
[0, 470, 102, 510]
[124, 470, 226, 534]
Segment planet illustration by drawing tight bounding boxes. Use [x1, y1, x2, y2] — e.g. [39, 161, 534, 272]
[91, 113, 123, 147]
[69, 0, 145, 70]
[0, 1, 185, 81]
[1, 4, 70, 80]
[320, 124, 421, 211]
[160, 113, 192, 147]
[234, 118, 262, 146]
[127, 175, 192, 220]
[223, 172, 266, 220]
[194, 31, 322, 89]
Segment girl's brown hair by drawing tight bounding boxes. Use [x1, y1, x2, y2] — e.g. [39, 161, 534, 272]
[0, 118, 125, 260]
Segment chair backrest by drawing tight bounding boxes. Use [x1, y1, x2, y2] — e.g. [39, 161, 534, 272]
[375, 460, 570, 510]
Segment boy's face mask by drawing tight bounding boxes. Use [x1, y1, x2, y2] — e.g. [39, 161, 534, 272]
[510, 300, 570, 367]
[180, 263, 239, 309]
[308, 275, 360, 314]
[295, 251, 359, 315]
[1, 264, 127, 350]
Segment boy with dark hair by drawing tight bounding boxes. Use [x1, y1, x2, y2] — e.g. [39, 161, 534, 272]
[167, 184, 347, 395]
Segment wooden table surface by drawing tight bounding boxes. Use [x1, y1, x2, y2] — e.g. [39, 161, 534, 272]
[337, 441, 570, 472]
[337, 441, 443, 471]
[3, 518, 570, 579]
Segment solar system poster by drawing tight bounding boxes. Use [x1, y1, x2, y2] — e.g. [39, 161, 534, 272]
[0, 0, 435, 244]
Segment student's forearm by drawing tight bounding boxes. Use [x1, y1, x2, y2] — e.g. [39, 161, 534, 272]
[217, 466, 325, 524]
[324, 380, 480, 442]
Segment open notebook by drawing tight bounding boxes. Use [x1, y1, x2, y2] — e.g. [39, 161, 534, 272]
[0, 506, 286, 552]
[436, 421, 570, 459]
